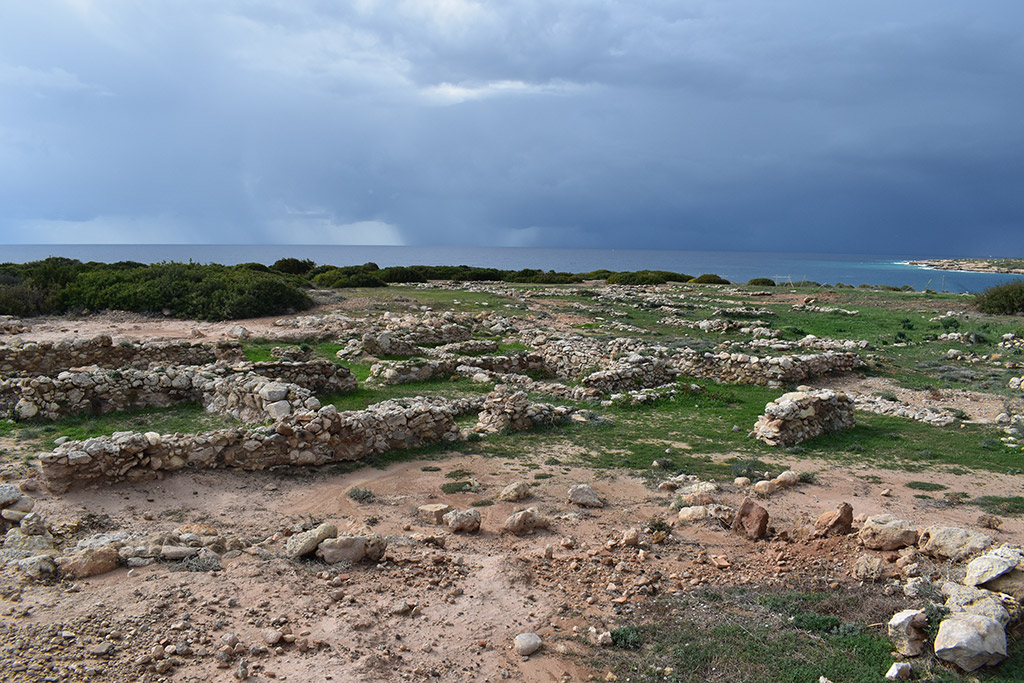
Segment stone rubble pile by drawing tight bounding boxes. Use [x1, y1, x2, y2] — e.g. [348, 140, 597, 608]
[850, 394, 956, 426]
[472, 386, 576, 434]
[0, 315, 30, 334]
[0, 334, 243, 377]
[750, 389, 854, 446]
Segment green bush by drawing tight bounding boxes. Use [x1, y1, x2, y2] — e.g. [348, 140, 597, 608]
[976, 280, 1024, 315]
[690, 273, 730, 284]
[747, 278, 776, 286]
[606, 270, 693, 285]
[0, 259, 312, 321]
[610, 625, 642, 649]
[271, 258, 315, 275]
[312, 267, 387, 288]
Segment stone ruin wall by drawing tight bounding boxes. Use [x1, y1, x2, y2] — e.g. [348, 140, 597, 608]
[36, 390, 572, 492]
[750, 389, 855, 446]
[672, 350, 864, 388]
[1, 359, 356, 423]
[0, 335, 244, 377]
[37, 397, 481, 491]
[368, 351, 551, 385]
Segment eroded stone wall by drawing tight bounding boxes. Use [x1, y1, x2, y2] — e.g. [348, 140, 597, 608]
[750, 389, 855, 446]
[0, 335, 243, 377]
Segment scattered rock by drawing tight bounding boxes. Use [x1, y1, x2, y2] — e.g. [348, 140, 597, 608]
[813, 502, 853, 538]
[934, 615, 1007, 672]
[731, 497, 768, 540]
[513, 632, 542, 656]
[567, 484, 604, 508]
[498, 481, 531, 502]
[918, 526, 993, 561]
[58, 545, 120, 579]
[285, 523, 337, 559]
[504, 508, 551, 535]
[885, 662, 912, 680]
[887, 609, 927, 656]
[443, 508, 481, 533]
[858, 514, 918, 551]
[417, 504, 454, 525]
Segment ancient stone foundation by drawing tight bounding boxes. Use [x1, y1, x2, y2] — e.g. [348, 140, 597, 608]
[0, 335, 243, 377]
[1, 359, 356, 423]
[750, 389, 855, 446]
[38, 396, 483, 491]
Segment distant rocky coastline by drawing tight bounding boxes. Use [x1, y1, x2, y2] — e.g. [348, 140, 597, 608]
[908, 258, 1024, 274]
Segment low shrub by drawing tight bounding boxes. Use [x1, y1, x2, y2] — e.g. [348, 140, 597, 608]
[976, 280, 1024, 314]
[747, 278, 776, 287]
[689, 273, 730, 285]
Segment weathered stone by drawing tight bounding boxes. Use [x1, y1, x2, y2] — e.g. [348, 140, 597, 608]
[965, 554, 1018, 587]
[934, 615, 1007, 672]
[731, 497, 768, 540]
[443, 509, 481, 533]
[567, 484, 604, 508]
[942, 584, 1011, 626]
[417, 504, 454, 525]
[504, 508, 550, 535]
[160, 545, 200, 561]
[885, 662, 912, 680]
[851, 554, 887, 581]
[0, 483, 21, 507]
[285, 523, 337, 559]
[858, 514, 918, 551]
[513, 632, 542, 656]
[317, 536, 365, 564]
[498, 481, 531, 502]
[918, 526, 992, 561]
[16, 554, 57, 580]
[59, 546, 120, 578]
[887, 609, 927, 656]
[813, 502, 853, 538]
[1, 527, 56, 560]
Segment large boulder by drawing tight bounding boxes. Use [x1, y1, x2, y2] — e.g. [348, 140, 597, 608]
[918, 526, 993, 561]
[858, 514, 918, 551]
[934, 615, 1007, 672]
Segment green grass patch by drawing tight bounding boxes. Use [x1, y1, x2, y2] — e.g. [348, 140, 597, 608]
[8, 403, 239, 450]
[972, 496, 1024, 516]
[905, 481, 949, 492]
[440, 480, 475, 494]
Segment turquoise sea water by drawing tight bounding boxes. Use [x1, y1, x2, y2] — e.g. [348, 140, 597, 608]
[1, 245, 1020, 294]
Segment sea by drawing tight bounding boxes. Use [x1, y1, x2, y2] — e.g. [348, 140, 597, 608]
[2, 245, 1021, 294]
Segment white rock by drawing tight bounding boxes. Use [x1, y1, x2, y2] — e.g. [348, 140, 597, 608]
[567, 484, 604, 508]
[513, 632, 542, 656]
[885, 662, 912, 680]
[934, 615, 1007, 672]
[964, 554, 1017, 586]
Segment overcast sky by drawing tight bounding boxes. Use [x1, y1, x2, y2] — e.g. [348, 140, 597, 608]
[1, 1, 1021, 254]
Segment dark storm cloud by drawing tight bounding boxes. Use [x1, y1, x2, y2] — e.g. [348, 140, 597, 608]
[0, 0, 1021, 254]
